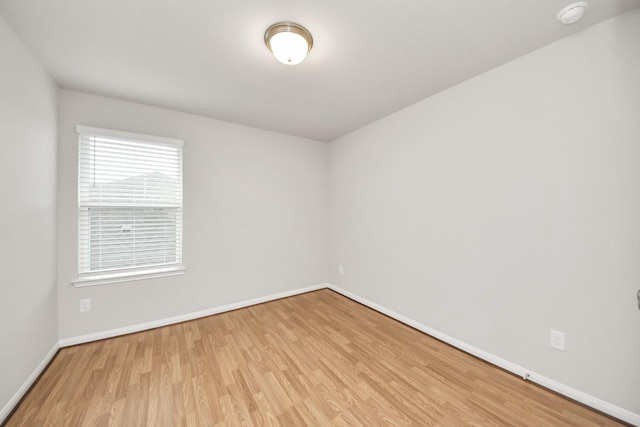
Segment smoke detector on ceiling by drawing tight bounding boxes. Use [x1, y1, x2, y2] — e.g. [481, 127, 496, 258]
[557, 2, 589, 25]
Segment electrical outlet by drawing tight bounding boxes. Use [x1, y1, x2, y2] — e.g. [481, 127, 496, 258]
[339, 265, 344, 275]
[79, 298, 91, 313]
[550, 329, 565, 351]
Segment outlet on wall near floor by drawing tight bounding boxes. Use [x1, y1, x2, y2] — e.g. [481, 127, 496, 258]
[339, 265, 344, 275]
[550, 329, 565, 351]
[79, 298, 91, 313]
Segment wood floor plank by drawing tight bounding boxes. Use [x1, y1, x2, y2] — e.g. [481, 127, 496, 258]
[3, 289, 628, 426]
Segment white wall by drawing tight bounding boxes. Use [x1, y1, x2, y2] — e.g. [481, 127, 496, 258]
[0, 16, 58, 419]
[57, 90, 328, 339]
[329, 9, 640, 416]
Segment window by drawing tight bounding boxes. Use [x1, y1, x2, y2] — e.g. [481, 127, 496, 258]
[74, 126, 184, 286]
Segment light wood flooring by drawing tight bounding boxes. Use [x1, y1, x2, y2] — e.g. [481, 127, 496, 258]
[4, 289, 627, 426]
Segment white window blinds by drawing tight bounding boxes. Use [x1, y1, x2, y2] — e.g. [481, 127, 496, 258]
[77, 126, 183, 276]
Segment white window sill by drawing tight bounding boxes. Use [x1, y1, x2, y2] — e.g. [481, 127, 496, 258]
[72, 266, 186, 287]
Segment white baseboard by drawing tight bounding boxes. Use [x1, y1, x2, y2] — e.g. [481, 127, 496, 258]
[58, 283, 328, 348]
[0, 342, 59, 424]
[326, 284, 640, 426]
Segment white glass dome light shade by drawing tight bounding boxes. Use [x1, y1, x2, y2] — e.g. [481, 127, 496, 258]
[269, 31, 309, 65]
[265, 22, 313, 65]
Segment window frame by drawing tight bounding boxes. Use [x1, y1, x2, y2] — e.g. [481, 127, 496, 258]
[72, 125, 185, 287]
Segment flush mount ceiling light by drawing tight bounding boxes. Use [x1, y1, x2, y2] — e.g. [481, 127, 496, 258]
[557, 2, 589, 25]
[265, 22, 313, 65]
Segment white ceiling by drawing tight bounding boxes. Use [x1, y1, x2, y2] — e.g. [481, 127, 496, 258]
[1, 0, 638, 142]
